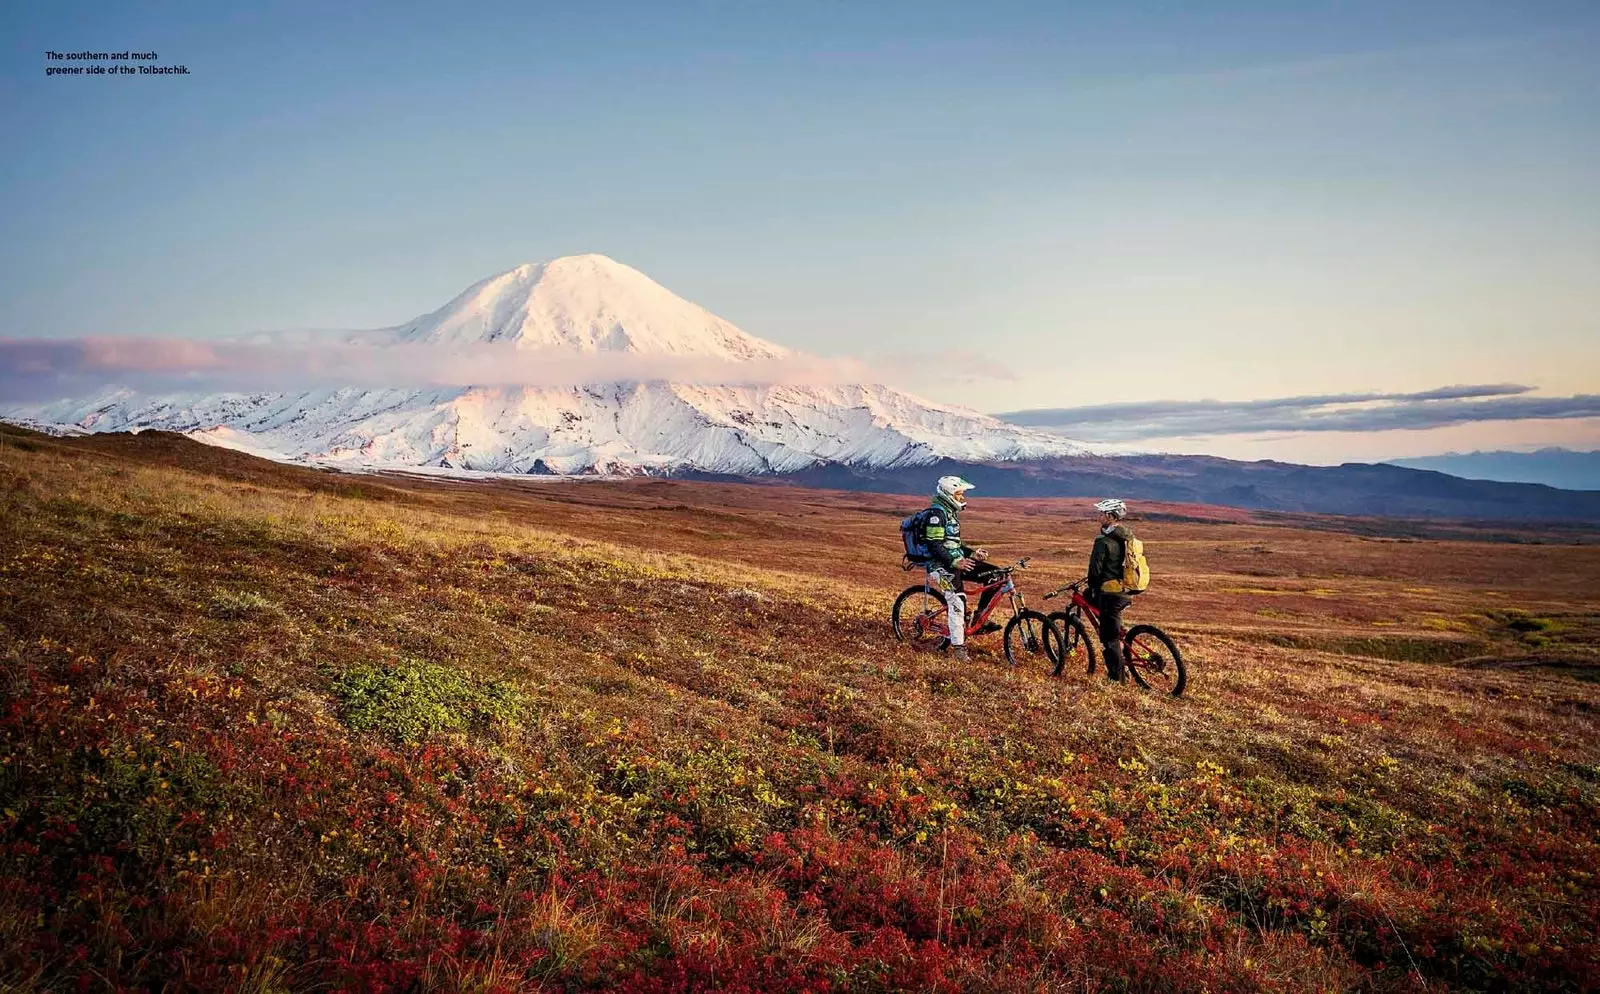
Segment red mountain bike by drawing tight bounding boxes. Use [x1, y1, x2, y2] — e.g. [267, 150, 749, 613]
[891, 558, 1055, 668]
[1042, 579, 1187, 696]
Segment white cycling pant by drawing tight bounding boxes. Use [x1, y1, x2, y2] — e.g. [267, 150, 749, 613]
[929, 569, 967, 647]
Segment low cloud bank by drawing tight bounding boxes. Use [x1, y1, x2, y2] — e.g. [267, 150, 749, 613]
[0, 336, 880, 402]
[997, 385, 1600, 441]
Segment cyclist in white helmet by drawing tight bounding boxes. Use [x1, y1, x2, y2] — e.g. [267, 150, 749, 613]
[920, 475, 1000, 662]
[1088, 498, 1135, 682]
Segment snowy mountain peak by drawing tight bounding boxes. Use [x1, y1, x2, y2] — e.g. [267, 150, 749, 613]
[2, 254, 1093, 476]
[392, 253, 789, 360]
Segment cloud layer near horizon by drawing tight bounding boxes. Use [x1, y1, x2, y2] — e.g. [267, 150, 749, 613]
[0, 336, 884, 402]
[997, 385, 1600, 440]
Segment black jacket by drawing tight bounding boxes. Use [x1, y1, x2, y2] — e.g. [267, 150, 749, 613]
[1088, 524, 1135, 593]
[922, 496, 974, 570]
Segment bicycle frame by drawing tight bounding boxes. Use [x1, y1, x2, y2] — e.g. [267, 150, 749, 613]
[1068, 589, 1102, 630]
[959, 572, 1026, 637]
[1051, 583, 1118, 637]
[923, 561, 1029, 639]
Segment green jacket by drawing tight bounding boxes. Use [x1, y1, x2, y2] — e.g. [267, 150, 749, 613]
[923, 494, 975, 571]
[1089, 524, 1134, 594]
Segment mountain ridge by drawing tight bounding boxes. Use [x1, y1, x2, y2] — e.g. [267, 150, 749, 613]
[1386, 448, 1600, 492]
[757, 452, 1600, 523]
[6, 253, 1594, 521]
[0, 254, 1089, 475]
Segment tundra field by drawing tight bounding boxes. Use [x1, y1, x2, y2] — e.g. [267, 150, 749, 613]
[1, 424, 1598, 993]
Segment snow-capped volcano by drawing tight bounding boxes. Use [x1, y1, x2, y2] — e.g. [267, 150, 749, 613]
[396, 254, 788, 360]
[3, 255, 1089, 475]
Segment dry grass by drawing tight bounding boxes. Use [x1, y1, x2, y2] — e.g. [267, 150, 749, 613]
[1, 424, 1597, 992]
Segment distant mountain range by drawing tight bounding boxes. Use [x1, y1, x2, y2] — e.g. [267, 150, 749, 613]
[762, 454, 1600, 523]
[4, 254, 1597, 523]
[1386, 449, 1600, 492]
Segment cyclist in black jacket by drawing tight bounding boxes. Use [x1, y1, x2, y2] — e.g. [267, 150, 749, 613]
[1087, 498, 1135, 682]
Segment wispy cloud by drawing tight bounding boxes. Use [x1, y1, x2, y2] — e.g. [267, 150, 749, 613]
[0, 337, 881, 403]
[891, 348, 1017, 386]
[996, 385, 1600, 441]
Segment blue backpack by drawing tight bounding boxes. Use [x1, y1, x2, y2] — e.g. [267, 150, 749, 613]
[900, 507, 937, 563]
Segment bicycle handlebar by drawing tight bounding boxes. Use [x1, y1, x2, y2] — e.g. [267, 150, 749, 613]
[1043, 577, 1089, 600]
[909, 556, 1031, 574]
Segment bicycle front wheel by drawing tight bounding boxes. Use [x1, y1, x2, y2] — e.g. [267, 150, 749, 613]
[1003, 610, 1054, 670]
[892, 584, 951, 652]
[1125, 624, 1186, 696]
[1044, 611, 1098, 677]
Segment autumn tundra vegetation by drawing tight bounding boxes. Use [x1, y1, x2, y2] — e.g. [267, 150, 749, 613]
[1, 423, 1597, 992]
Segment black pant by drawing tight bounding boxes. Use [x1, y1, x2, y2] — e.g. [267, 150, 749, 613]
[1091, 589, 1132, 681]
[959, 563, 1006, 617]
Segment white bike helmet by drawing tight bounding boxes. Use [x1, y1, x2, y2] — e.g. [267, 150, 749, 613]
[1094, 497, 1127, 518]
[935, 475, 975, 509]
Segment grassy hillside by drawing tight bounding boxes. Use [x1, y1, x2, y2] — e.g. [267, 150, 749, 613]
[2, 426, 1597, 992]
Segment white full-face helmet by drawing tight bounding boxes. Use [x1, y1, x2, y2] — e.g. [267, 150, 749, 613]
[1094, 497, 1127, 519]
[935, 475, 975, 510]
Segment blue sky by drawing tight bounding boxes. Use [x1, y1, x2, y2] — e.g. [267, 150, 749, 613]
[3, 0, 1597, 462]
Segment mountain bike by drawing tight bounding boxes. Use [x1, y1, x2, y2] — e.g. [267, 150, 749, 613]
[890, 558, 1055, 668]
[1043, 579, 1187, 696]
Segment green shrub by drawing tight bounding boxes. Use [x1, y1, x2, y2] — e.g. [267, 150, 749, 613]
[1487, 610, 1559, 635]
[332, 659, 525, 743]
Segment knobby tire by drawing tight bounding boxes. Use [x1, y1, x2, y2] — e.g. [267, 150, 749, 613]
[1124, 624, 1186, 696]
[1003, 609, 1054, 670]
[1044, 611, 1098, 677]
[892, 584, 951, 653]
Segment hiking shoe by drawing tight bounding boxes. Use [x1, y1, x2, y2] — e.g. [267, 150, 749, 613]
[952, 646, 971, 663]
[975, 622, 1003, 635]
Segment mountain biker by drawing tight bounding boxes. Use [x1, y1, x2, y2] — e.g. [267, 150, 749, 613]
[922, 475, 1002, 662]
[1088, 498, 1136, 682]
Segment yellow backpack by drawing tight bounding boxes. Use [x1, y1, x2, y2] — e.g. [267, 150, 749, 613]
[1103, 534, 1151, 594]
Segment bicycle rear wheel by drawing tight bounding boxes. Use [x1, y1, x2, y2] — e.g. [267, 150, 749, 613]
[1003, 610, 1054, 670]
[1044, 611, 1098, 677]
[1124, 624, 1186, 696]
[892, 584, 952, 652]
